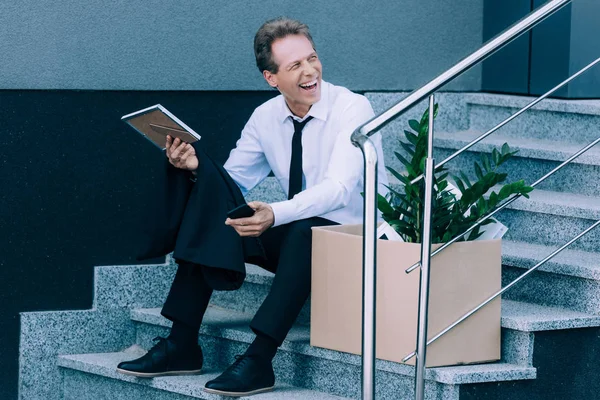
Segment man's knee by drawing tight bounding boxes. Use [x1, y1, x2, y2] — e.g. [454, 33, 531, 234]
[284, 219, 319, 241]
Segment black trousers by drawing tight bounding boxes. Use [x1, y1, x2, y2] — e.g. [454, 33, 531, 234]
[161, 216, 336, 346]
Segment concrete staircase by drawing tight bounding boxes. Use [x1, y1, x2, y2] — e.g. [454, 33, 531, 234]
[19, 93, 600, 399]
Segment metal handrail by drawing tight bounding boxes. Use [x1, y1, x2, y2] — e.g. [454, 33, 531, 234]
[354, 0, 571, 140]
[408, 57, 600, 187]
[402, 216, 600, 362]
[413, 95, 436, 399]
[406, 134, 600, 274]
[349, 1, 572, 399]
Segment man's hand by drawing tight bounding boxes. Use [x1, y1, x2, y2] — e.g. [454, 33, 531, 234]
[166, 135, 199, 173]
[225, 201, 275, 237]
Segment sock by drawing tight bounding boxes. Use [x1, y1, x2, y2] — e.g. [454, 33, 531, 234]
[168, 320, 199, 349]
[245, 332, 279, 361]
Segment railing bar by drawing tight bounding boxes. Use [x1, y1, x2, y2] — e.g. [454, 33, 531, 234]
[358, 135, 379, 400]
[357, 0, 571, 138]
[402, 218, 600, 362]
[414, 95, 436, 400]
[409, 57, 600, 186]
[405, 136, 600, 273]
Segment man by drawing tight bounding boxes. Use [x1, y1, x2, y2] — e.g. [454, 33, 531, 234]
[117, 17, 387, 397]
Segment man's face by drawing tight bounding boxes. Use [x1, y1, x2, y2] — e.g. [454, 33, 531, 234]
[263, 34, 322, 117]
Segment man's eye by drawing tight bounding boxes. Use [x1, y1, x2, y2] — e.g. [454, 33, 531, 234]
[310, 55, 317, 60]
[291, 64, 300, 70]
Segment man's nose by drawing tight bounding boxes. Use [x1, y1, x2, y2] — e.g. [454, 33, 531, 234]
[302, 61, 317, 76]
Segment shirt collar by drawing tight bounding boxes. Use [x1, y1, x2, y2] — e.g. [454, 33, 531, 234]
[279, 80, 330, 123]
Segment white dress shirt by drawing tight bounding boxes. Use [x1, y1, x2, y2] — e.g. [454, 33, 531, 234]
[224, 80, 388, 227]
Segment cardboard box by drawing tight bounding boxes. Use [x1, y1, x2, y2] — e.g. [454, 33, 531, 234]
[310, 224, 501, 367]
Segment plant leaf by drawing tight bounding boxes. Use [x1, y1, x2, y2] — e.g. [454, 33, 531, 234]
[474, 162, 484, 181]
[404, 131, 418, 145]
[386, 167, 410, 184]
[409, 119, 420, 132]
[376, 193, 395, 215]
[394, 151, 412, 169]
[399, 141, 415, 157]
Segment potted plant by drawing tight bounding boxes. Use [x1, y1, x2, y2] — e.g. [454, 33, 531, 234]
[377, 104, 533, 244]
[310, 106, 533, 367]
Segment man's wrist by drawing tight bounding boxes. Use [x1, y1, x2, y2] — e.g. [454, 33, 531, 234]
[269, 200, 295, 227]
[266, 203, 275, 228]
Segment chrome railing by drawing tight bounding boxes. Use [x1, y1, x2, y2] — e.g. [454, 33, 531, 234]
[349, 1, 581, 399]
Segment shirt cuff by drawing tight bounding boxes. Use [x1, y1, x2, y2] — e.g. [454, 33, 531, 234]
[269, 200, 297, 227]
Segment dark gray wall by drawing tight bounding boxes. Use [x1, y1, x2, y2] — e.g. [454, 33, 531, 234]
[0, 0, 484, 92]
[482, 0, 532, 94]
[483, 0, 599, 98]
[0, 90, 276, 400]
[567, 0, 600, 98]
[530, 0, 573, 97]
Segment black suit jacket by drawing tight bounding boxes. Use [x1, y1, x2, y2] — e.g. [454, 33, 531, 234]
[137, 141, 265, 290]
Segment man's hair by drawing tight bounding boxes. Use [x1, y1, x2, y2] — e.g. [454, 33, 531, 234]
[254, 17, 315, 74]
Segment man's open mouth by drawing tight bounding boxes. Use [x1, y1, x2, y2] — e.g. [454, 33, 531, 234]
[299, 80, 318, 92]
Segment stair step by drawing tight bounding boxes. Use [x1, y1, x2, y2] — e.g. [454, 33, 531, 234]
[497, 189, 600, 252]
[498, 208, 599, 253]
[431, 138, 600, 197]
[503, 239, 600, 281]
[463, 93, 600, 117]
[501, 239, 600, 313]
[503, 188, 600, 220]
[366, 92, 471, 135]
[463, 93, 600, 145]
[58, 348, 345, 399]
[216, 246, 600, 318]
[435, 130, 600, 166]
[93, 262, 176, 310]
[501, 300, 600, 331]
[130, 306, 536, 386]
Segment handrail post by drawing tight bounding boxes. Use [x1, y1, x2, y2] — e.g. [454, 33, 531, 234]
[414, 95, 437, 399]
[352, 129, 379, 400]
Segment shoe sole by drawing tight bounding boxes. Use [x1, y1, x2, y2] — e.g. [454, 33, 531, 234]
[115, 368, 202, 378]
[203, 386, 275, 397]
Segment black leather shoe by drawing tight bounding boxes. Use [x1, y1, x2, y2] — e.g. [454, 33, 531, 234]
[116, 336, 203, 378]
[204, 354, 275, 396]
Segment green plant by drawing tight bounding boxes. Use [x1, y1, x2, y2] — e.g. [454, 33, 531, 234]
[377, 105, 534, 243]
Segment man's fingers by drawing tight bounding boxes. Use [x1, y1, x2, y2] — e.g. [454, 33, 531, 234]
[235, 227, 261, 237]
[181, 145, 195, 160]
[170, 142, 188, 161]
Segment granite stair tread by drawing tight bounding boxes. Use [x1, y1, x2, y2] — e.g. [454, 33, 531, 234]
[130, 306, 536, 385]
[501, 299, 600, 331]
[502, 239, 600, 280]
[434, 130, 600, 166]
[58, 347, 347, 399]
[500, 188, 600, 220]
[247, 230, 600, 287]
[462, 93, 600, 116]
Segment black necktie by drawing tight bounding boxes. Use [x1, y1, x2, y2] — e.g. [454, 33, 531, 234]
[288, 116, 313, 200]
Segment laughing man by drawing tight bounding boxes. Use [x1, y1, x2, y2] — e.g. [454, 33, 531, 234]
[116, 17, 387, 397]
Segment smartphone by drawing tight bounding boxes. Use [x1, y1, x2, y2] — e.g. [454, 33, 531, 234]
[227, 204, 255, 219]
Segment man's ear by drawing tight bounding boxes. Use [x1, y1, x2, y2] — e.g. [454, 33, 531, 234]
[263, 70, 278, 88]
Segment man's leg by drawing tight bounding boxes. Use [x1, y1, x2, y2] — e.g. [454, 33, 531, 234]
[204, 217, 335, 396]
[250, 217, 334, 344]
[116, 260, 211, 377]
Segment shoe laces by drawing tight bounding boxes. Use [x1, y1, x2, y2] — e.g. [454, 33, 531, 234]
[227, 354, 255, 374]
[148, 336, 169, 353]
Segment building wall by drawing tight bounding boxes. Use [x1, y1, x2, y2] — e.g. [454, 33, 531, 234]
[3, 1, 597, 398]
[483, 0, 600, 99]
[566, 0, 600, 98]
[0, 0, 484, 92]
[0, 4, 488, 395]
